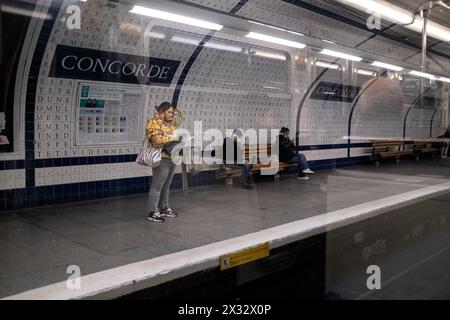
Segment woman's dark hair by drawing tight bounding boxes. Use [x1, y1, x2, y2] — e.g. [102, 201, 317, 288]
[155, 101, 174, 113]
[280, 127, 289, 134]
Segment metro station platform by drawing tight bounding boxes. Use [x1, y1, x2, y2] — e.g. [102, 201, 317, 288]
[1, 158, 450, 299]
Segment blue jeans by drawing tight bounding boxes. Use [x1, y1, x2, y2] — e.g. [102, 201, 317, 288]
[287, 153, 309, 174]
[148, 158, 176, 212]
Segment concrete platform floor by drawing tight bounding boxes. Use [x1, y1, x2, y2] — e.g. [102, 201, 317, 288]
[1, 158, 449, 298]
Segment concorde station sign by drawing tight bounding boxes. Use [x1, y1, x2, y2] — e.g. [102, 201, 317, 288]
[49, 45, 181, 86]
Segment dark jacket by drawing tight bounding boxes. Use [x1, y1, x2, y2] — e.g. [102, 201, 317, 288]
[277, 134, 295, 162]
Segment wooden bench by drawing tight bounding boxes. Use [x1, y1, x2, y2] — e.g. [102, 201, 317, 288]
[370, 140, 412, 167]
[219, 144, 296, 184]
[370, 139, 439, 166]
[411, 141, 436, 160]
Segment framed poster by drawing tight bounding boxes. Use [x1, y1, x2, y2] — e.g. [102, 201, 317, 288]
[0, 111, 11, 150]
[76, 82, 144, 146]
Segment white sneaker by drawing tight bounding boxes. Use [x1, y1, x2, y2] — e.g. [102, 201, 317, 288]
[297, 175, 310, 180]
[302, 168, 314, 174]
[147, 211, 165, 223]
[160, 207, 178, 218]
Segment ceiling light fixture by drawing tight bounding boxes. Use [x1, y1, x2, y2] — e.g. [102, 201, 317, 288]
[129, 5, 223, 30]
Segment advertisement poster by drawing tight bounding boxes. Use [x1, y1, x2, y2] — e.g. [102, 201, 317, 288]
[77, 83, 143, 145]
[0, 112, 10, 148]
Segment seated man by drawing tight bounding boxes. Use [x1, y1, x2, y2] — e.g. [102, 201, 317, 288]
[438, 126, 450, 159]
[277, 127, 314, 180]
[222, 130, 254, 188]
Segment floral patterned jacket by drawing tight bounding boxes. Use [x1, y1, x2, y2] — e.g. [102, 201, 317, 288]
[145, 114, 177, 158]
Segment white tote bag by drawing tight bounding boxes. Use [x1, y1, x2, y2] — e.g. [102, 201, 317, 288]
[136, 137, 162, 168]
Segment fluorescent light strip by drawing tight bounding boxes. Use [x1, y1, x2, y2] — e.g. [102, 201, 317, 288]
[286, 30, 305, 37]
[371, 61, 403, 71]
[171, 36, 242, 52]
[248, 20, 304, 36]
[145, 31, 166, 39]
[409, 70, 436, 80]
[322, 39, 335, 44]
[438, 77, 450, 83]
[1, 4, 52, 19]
[246, 32, 306, 49]
[171, 36, 200, 45]
[336, 0, 413, 25]
[253, 50, 287, 61]
[204, 42, 242, 53]
[129, 5, 223, 30]
[357, 69, 377, 76]
[335, 0, 450, 42]
[319, 49, 362, 61]
[263, 86, 281, 90]
[316, 61, 340, 69]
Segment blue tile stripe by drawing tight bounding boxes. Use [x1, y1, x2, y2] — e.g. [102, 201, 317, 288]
[347, 76, 381, 158]
[0, 170, 218, 211]
[295, 67, 330, 146]
[430, 106, 445, 137]
[31, 154, 138, 168]
[282, 155, 370, 175]
[403, 87, 434, 140]
[0, 160, 25, 170]
[0, 156, 371, 211]
[0, 144, 372, 171]
[229, 0, 250, 14]
[24, 1, 61, 189]
[0, 143, 374, 172]
[171, 0, 250, 107]
[296, 143, 371, 151]
[171, 31, 215, 107]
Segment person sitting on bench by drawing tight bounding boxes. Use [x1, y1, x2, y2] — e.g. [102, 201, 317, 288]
[438, 125, 450, 159]
[222, 130, 255, 189]
[277, 127, 314, 180]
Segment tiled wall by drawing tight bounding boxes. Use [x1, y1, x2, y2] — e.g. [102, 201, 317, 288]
[0, 170, 25, 191]
[0, 0, 448, 211]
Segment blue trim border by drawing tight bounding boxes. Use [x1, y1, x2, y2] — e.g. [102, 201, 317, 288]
[282, 155, 370, 175]
[229, 0, 250, 14]
[0, 144, 372, 171]
[171, 32, 215, 107]
[0, 155, 371, 211]
[24, 1, 61, 188]
[296, 143, 371, 151]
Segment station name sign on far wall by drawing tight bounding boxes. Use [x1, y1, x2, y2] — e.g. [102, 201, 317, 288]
[49, 45, 180, 86]
[310, 81, 361, 103]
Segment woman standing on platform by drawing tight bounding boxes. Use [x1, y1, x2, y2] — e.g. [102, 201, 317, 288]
[146, 102, 181, 223]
